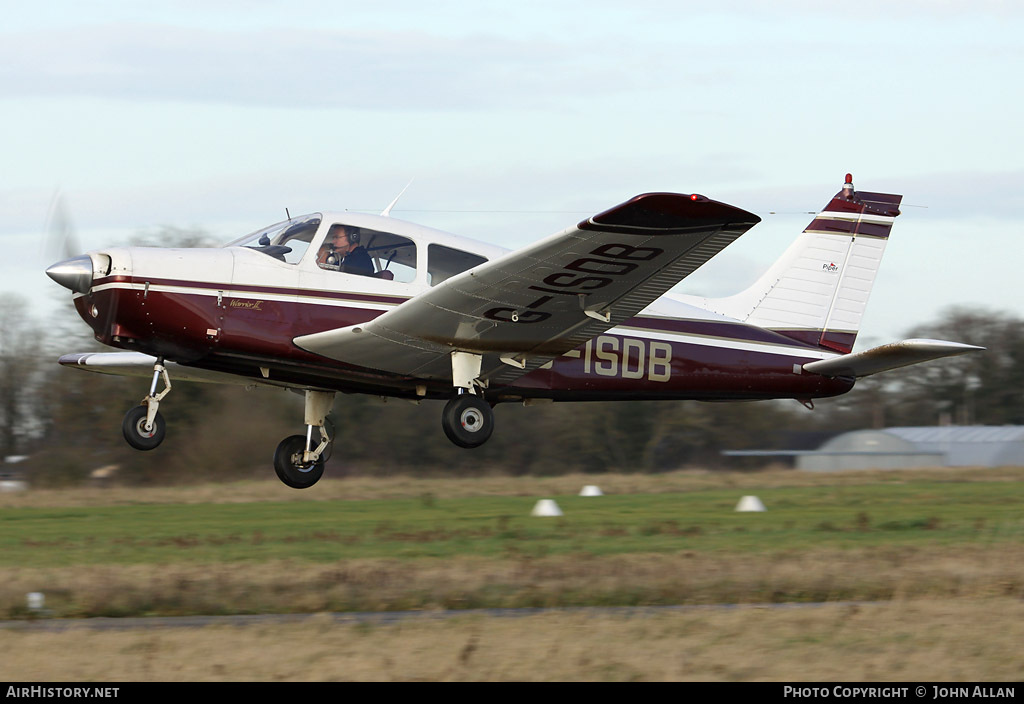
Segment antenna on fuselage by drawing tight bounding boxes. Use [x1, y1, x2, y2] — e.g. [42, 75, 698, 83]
[381, 178, 414, 217]
[285, 208, 292, 221]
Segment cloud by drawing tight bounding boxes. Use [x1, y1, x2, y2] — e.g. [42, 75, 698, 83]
[0, 24, 650, 110]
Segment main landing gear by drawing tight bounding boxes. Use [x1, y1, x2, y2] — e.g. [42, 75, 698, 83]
[122, 358, 171, 451]
[440, 351, 494, 449]
[273, 390, 335, 489]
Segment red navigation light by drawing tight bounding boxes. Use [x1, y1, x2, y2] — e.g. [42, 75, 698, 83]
[845, 173, 853, 184]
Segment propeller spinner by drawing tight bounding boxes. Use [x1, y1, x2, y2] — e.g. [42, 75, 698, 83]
[46, 255, 95, 294]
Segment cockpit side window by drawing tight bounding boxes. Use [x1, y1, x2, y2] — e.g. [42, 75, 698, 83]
[428, 244, 487, 286]
[316, 224, 417, 283]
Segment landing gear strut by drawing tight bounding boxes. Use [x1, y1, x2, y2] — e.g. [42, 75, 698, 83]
[273, 390, 335, 489]
[123, 357, 171, 451]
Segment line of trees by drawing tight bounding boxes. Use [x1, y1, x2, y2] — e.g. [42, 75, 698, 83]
[3, 234, 1019, 486]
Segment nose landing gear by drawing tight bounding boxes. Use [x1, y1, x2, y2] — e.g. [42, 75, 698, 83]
[122, 358, 171, 451]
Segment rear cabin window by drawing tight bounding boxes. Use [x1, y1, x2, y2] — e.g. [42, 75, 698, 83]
[428, 244, 487, 286]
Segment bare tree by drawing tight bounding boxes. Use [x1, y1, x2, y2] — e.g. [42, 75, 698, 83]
[0, 294, 45, 459]
[897, 307, 1022, 426]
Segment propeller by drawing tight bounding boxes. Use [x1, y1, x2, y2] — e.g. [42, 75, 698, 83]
[43, 190, 93, 294]
[44, 190, 81, 261]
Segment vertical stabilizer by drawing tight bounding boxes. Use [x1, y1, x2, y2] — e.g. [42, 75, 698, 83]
[704, 175, 902, 353]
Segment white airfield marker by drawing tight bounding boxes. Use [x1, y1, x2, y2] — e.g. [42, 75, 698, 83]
[735, 495, 766, 512]
[531, 499, 563, 516]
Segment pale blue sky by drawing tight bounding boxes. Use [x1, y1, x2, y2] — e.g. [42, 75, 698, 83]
[3, 1, 1022, 345]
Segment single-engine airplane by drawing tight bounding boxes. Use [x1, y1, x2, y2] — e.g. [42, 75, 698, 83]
[46, 175, 982, 487]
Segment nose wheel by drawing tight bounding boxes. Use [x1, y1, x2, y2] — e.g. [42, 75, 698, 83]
[442, 394, 494, 448]
[122, 405, 166, 450]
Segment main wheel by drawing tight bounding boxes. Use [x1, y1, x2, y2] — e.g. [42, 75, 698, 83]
[441, 394, 494, 448]
[273, 435, 325, 489]
[122, 405, 166, 451]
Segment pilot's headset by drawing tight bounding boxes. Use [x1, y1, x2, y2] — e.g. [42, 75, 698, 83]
[326, 227, 358, 267]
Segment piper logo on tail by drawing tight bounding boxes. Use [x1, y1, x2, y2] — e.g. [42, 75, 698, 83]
[822, 262, 839, 272]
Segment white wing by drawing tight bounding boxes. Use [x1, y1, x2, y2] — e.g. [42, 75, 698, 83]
[295, 192, 760, 384]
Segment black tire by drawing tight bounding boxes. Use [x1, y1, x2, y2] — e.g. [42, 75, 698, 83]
[441, 394, 494, 448]
[122, 405, 166, 451]
[273, 435, 325, 489]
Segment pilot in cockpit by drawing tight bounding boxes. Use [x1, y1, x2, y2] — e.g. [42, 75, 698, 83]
[317, 225, 374, 277]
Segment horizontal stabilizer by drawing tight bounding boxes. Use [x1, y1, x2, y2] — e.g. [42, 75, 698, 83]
[802, 339, 984, 379]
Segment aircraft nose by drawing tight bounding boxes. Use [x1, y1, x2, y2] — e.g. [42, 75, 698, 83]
[46, 255, 94, 293]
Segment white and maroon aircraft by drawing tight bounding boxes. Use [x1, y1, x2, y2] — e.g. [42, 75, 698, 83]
[46, 175, 981, 487]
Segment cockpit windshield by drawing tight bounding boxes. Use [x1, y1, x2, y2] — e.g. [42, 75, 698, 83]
[224, 213, 322, 264]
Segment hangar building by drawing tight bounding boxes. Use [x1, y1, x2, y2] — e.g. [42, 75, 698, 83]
[797, 426, 1024, 471]
[723, 426, 1024, 471]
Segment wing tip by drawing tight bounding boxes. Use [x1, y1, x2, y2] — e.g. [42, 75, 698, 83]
[580, 192, 760, 235]
[58, 353, 91, 367]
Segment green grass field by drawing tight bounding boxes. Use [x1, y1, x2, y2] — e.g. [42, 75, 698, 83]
[1, 467, 1022, 681]
[1, 480, 1020, 567]
[0, 468, 1021, 618]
